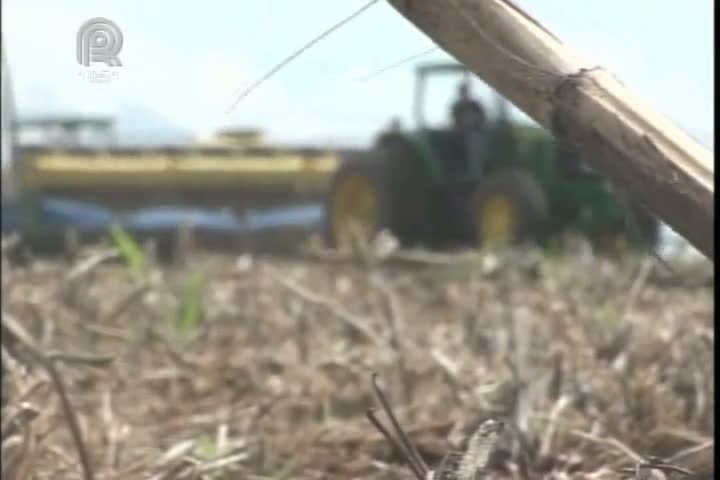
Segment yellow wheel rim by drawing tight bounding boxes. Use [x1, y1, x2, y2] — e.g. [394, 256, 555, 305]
[479, 195, 517, 247]
[330, 173, 379, 250]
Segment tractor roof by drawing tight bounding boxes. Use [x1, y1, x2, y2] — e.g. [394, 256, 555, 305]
[415, 62, 469, 77]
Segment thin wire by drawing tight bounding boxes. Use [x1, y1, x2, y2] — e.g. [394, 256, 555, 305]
[354, 46, 439, 82]
[226, 0, 380, 113]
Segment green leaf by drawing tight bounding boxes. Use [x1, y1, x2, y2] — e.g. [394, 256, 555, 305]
[176, 272, 205, 339]
[108, 224, 145, 276]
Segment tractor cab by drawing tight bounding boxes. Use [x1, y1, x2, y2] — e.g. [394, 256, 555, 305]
[375, 62, 513, 185]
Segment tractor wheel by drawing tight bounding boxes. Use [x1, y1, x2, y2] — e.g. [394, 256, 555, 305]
[468, 169, 549, 248]
[624, 203, 662, 250]
[324, 155, 390, 252]
[592, 202, 662, 255]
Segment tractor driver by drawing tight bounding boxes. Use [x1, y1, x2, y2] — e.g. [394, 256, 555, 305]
[451, 81, 487, 131]
[451, 80, 487, 170]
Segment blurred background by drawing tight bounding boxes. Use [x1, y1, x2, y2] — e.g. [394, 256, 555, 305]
[3, 0, 713, 146]
[1, 0, 714, 257]
[1, 3, 714, 478]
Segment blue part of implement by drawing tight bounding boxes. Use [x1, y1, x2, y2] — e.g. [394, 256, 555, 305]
[38, 197, 116, 230]
[244, 203, 324, 230]
[119, 207, 246, 233]
[2, 196, 114, 233]
[1, 195, 325, 236]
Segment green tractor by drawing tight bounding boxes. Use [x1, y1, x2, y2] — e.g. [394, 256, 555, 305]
[324, 62, 659, 252]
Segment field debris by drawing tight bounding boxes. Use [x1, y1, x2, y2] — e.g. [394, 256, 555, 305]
[1, 244, 714, 479]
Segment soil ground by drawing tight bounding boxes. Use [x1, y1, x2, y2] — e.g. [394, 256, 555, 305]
[1, 244, 714, 479]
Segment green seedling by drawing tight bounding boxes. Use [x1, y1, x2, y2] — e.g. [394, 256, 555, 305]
[108, 224, 145, 276]
[175, 272, 206, 339]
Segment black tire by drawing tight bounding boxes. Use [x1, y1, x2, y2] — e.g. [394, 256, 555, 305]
[325, 136, 439, 249]
[323, 153, 390, 249]
[624, 203, 662, 250]
[468, 169, 549, 246]
[378, 135, 435, 246]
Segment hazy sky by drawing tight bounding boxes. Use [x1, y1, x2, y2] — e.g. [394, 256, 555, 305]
[3, 0, 714, 148]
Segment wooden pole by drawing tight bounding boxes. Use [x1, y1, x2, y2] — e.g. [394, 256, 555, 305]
[387, 0, 714, 260]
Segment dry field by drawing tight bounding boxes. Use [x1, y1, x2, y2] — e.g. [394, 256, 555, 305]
[1, 243, 714, 479]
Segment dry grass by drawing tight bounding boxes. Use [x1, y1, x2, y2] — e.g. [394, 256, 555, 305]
[1, 243, 714, 479]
